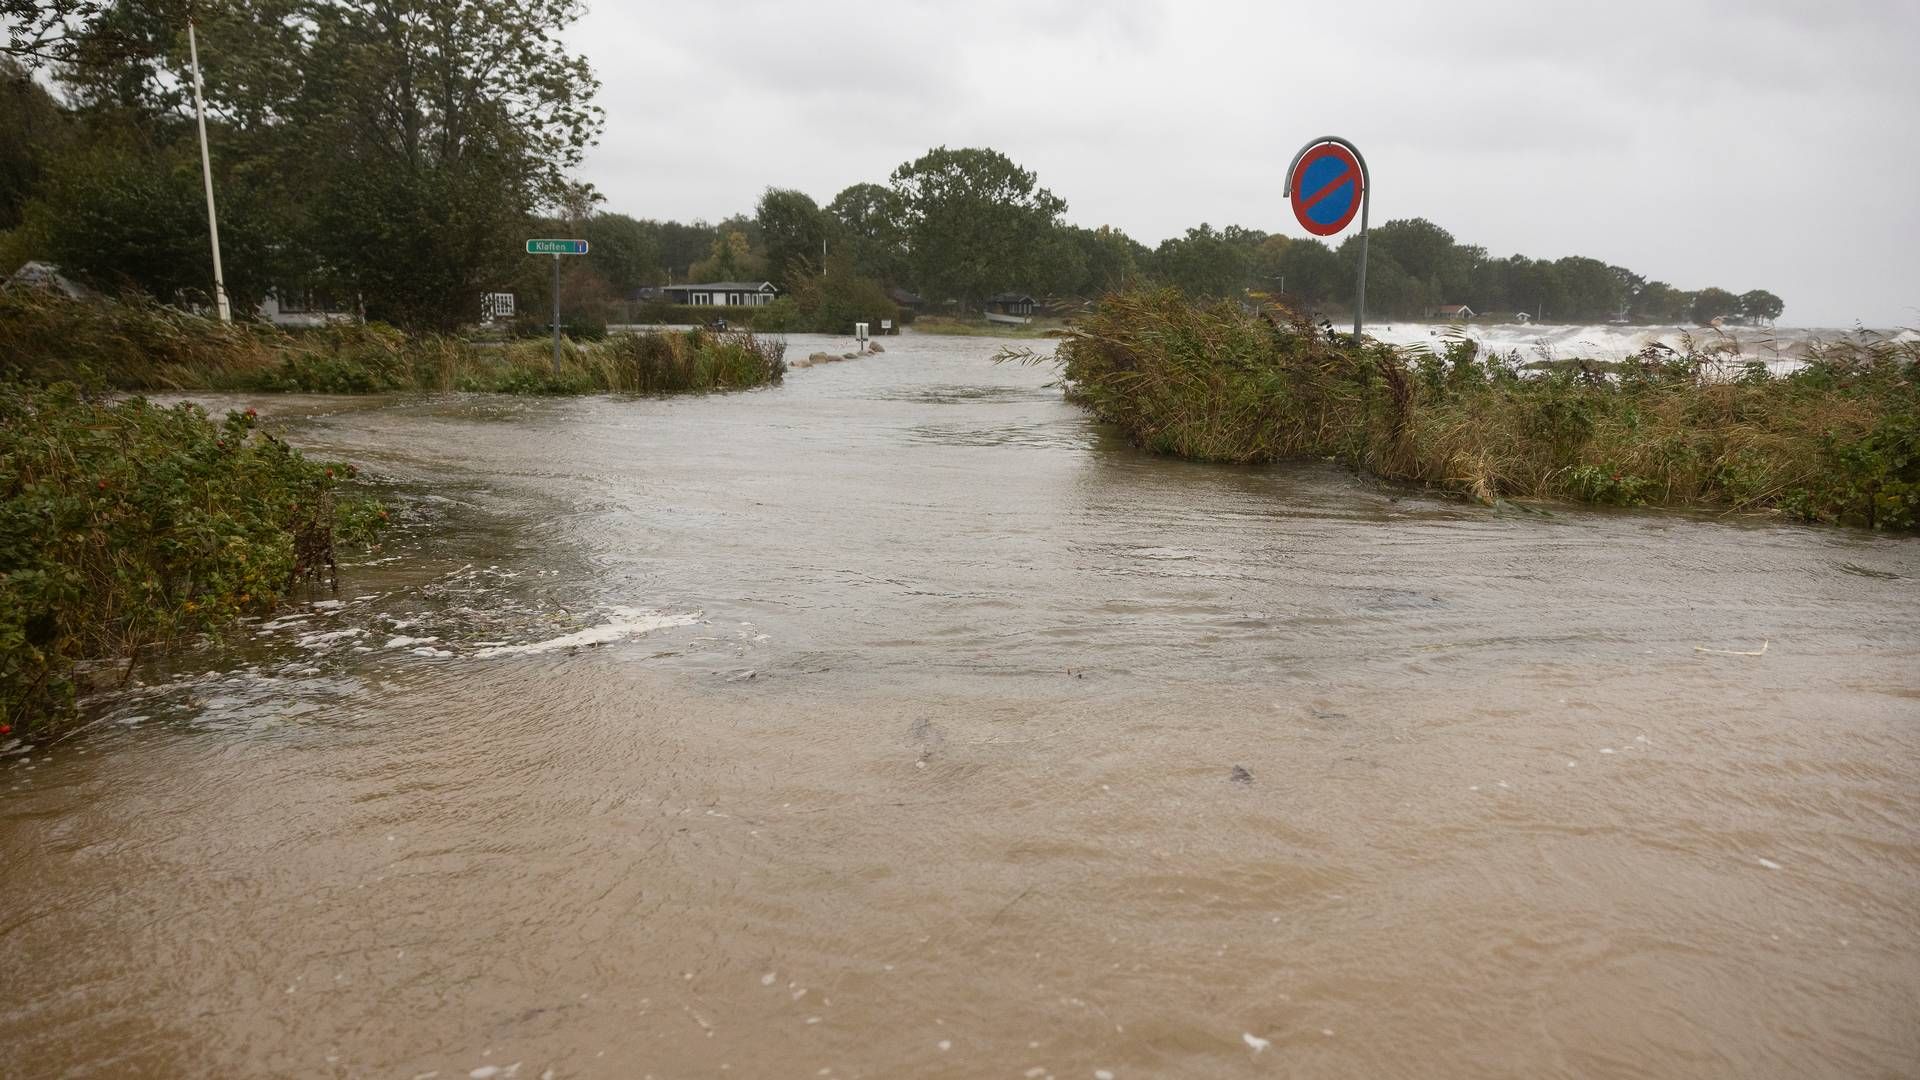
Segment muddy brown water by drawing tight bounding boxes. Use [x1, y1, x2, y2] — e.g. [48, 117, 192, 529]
[4, 333, 1918, 1079]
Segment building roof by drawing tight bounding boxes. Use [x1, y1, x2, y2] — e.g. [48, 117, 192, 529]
[663, 281, 777, 292]
[1433, 304, 1473, 315]
[988, 291, 1036, 303]
[6, 260, 95, 300]
[887, 286, 924, 305]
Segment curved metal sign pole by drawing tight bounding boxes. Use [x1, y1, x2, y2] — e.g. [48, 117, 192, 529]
[1283, 135, 1371, 339]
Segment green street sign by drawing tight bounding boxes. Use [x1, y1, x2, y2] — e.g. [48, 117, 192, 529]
[526, 239, 588, 255]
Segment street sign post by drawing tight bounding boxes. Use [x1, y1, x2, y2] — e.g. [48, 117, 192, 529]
[526, 239, 589, 370]
[1283, 136, 1371, 338]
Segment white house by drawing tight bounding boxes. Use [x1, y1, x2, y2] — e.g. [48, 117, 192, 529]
[1428, 304, 1475, 321]
[660, 281, 779, 307]
[260, 286, 358, 327]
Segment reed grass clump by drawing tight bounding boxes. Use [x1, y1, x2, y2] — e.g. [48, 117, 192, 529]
[1019, 289, 1918, 529]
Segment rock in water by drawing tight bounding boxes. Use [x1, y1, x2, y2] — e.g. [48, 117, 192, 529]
[1229, 765, 1253, 784]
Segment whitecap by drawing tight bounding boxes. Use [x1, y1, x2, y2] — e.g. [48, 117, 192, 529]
[473, 609, 700, 658]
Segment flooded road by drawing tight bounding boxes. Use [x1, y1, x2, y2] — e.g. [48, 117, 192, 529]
[4, 332, 1918, 1078]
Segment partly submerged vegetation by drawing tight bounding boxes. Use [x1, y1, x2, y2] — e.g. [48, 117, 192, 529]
[912, 315, 1065, 339]
[0, 289, 785, 396]
[0, 289, 786, 732]
[1, 383, 389, 732]
[1011, 289, 1918, 530]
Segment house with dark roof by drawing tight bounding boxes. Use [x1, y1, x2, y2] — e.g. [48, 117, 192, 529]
[659, 281, 780, 307]
[985, 292, 1037, 317]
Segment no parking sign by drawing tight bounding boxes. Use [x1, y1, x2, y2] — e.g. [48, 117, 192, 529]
[1283, 136, 1373, 337]
[1289, 142, 1364, 236]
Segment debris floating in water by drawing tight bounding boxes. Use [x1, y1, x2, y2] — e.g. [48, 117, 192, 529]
[1758, 857, 1784, 870]
[1229, 765, 1253, 784]
[1243, 1032, 1271, 1053]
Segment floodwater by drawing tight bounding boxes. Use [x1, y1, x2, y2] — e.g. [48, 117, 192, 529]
[4, 332, 1918, 1079]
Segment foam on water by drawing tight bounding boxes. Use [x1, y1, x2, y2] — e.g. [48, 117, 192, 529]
[472, 608, 701, 658]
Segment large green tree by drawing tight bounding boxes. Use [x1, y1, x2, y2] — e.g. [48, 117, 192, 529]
[889, 146, 1064, 307]
[580, 212, 660, 294]
[285, 0, 602, 327]
[1691, 286, 1739, 324]
[0, 57, 69, 231]
[1738, 289, 1784, 324]
[1154, 223, 1250, 299]
[755, 187, 827, 287]
[826, 181, 906, 284]
[18, 0, 602, 327]
[24, 133, 288, 308]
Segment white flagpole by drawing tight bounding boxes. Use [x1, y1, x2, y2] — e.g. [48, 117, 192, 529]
[187, 19, 231, 322]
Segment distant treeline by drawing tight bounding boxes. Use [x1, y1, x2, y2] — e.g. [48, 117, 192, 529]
[555, 158, 1782, 326]
[1, 6, 1779, 329]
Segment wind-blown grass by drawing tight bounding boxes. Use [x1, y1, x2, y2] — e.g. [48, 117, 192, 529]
[0, 289, 784, 395]
[1007, 289, 1918, 529]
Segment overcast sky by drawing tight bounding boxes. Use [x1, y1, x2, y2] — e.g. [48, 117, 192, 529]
[561, 0, 1918, 327]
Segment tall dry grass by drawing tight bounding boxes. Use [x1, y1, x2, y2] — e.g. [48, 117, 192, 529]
[1008, 289, 1919, 529]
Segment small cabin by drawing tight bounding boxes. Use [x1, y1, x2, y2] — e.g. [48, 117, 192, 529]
[660, 281, 779, 307]
[1428, 304, 1475, 321]
[985, 292, 1037, 317]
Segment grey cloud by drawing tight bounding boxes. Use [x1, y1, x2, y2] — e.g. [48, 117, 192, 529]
[565, 0, 1919, 324]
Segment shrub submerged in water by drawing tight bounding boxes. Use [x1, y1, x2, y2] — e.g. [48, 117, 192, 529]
[0, 384, 388, 732]
[1015, 288, 1919, 529]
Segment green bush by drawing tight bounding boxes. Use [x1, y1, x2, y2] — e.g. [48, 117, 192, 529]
[0, 383, 388, 732]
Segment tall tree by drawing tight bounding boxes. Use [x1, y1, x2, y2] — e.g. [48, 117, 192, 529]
[1154, 223, 1250, 299]
[687, 228, 759, 282]
[1691, 286, 1739, 324]
[826, 181, 906, 284]
[755, 187, 826, 287]
[1738, 289, 1784, 325]
[582, 212, 660, 294]
[286, 0, 603, 326]
[0, 56, 68, 231]
[889, 146, 1064, 307]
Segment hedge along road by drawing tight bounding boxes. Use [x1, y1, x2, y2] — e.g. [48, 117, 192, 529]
[2, 331, 1917, 1079]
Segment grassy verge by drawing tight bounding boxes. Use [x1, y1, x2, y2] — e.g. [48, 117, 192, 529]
[1008, 288, 1918, 529]
[0, 289, 785, 395]
[2, 383, 390, 733]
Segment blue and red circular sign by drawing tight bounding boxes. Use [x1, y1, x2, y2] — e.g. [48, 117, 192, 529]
[1290, 143, 1364, 236]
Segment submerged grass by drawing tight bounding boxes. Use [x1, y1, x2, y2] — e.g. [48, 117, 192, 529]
[913, 315, 1065, 339]
[0, 289, 785, 396]
[1, 383, 390, 733]
[1009, 288, 1919, 530]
